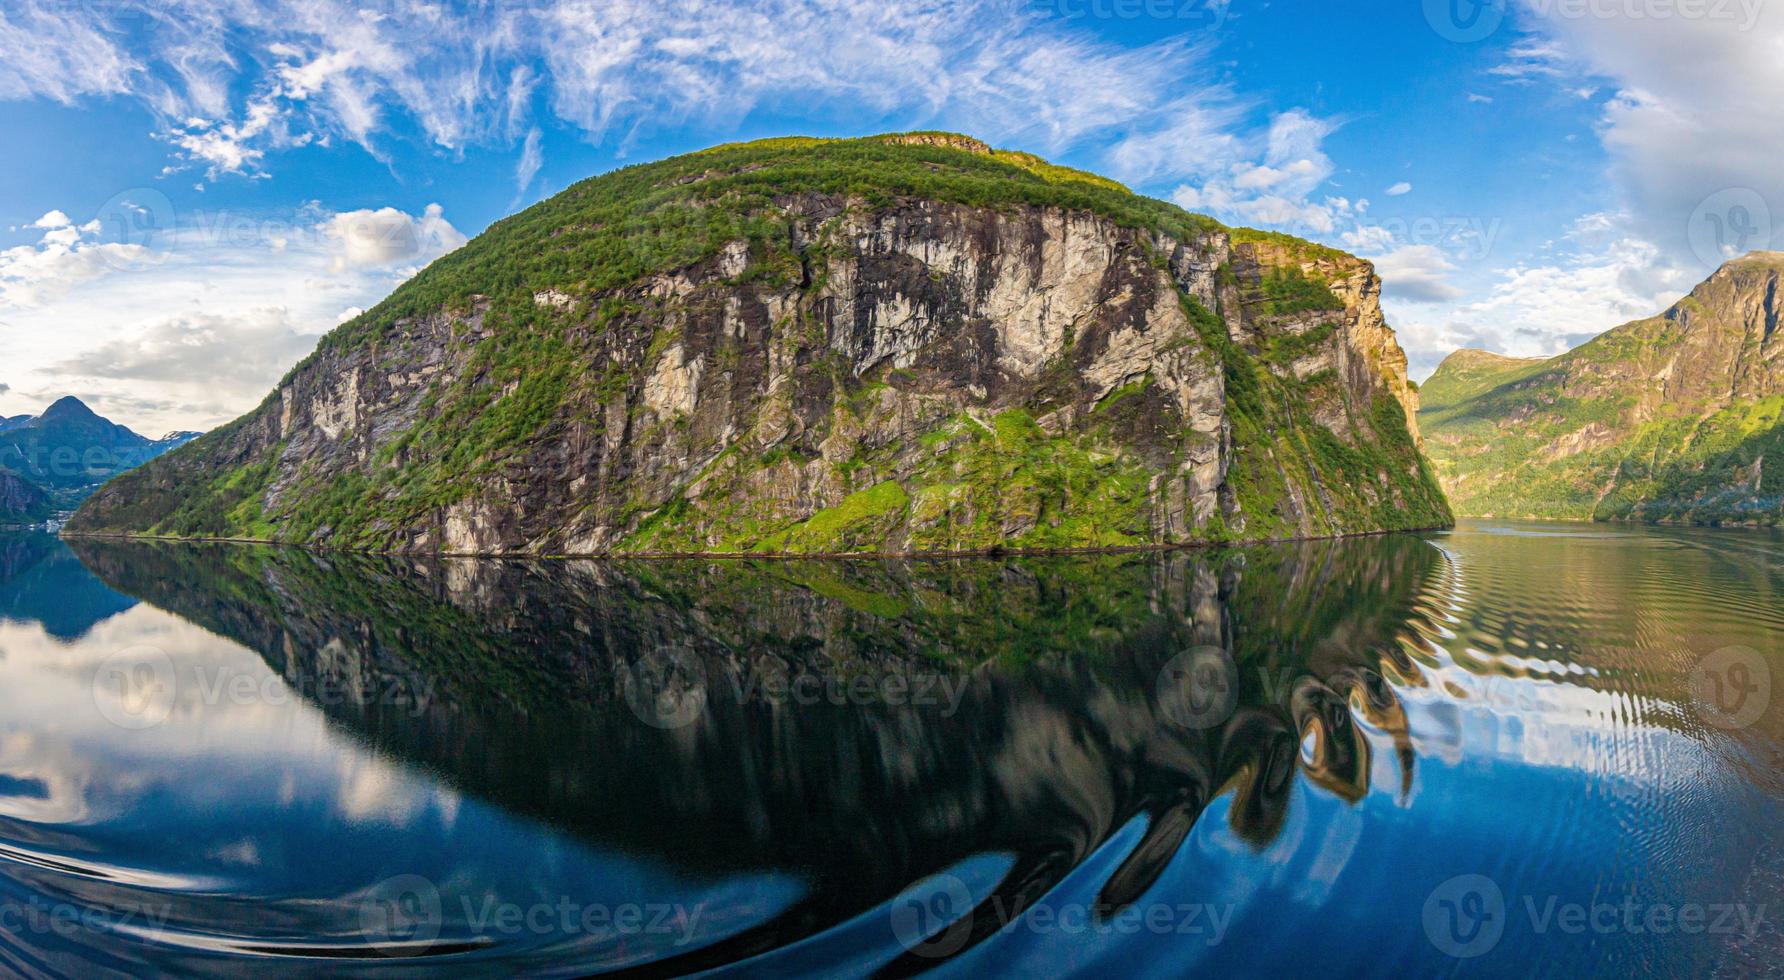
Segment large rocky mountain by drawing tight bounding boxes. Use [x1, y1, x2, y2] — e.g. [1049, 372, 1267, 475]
[72, 134, 1448, 555]
[0, 395, 199, 517]
[1420, 252, 1784, 523]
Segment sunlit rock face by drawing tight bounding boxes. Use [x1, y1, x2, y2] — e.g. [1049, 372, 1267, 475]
[72, 136, 1447, 554]
[1422, 252, 1784, 524]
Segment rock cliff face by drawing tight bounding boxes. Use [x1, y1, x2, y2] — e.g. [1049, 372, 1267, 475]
[72, 134, 1448, 554]
[1420, 252, 1784, 523]
[0, 471, 50, 524]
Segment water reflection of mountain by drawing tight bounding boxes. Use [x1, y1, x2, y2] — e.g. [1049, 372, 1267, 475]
[0, 532, 136, 640]
[71, 536, 1443, 972]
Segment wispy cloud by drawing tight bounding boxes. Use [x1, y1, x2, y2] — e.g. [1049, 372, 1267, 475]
[2, 200, 466, 432]
[0, 1, 138, 104]
[1503, 1, 1784, 272]
[515, 126, 543, 198]
[1166, 109, 1364, 234]
[0, 0, 1241, 185]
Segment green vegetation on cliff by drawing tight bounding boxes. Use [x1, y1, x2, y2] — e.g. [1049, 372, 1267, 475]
[1194, 298, 1449, 541]
[312, 132, 1219, 360]
[1420, 254, 1784, 525]
[0, 471, 52, 524]
[73, 133, 1447, 554]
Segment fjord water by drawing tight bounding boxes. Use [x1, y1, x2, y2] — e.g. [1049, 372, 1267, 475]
[0, 524, 1780, 977]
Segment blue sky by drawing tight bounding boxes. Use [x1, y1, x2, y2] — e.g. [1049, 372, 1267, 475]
[1, 0, 1778, 432]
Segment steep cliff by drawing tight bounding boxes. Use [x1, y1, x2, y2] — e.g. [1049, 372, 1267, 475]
[72, 134, 1448, 554]
[1421, 252, 1784, 523]
[0, 471, 50, 524]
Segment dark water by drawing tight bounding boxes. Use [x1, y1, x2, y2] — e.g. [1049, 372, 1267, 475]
[1, 522, 1781, 978]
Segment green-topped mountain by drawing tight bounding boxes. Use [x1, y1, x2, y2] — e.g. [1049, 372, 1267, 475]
[1421, 252, 1784, 524]
[72, 133, 1449, 555]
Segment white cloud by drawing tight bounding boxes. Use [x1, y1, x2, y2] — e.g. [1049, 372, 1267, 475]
[1340, 224, 1400, 255]
[1385, 182, 1412, 196]
[324, 204, 466, 273]
[0, 220, 152, 307]
[1373, 245, 1465, 303]
[56, 309, 320, 391]
[1389, 217, 1696, 378]
[0, 1, 137, 104]
[1166, 109, 1359, 234]
[1103, 94, 1246, 185]
[1488, 37, 1573, 79]
[1382, 3, 1784, 371]
[0, 0, 1242, 186]
[1508, 0, 1784, 272]
[1, 200, 468, 433]
[515, 127, 543, 195]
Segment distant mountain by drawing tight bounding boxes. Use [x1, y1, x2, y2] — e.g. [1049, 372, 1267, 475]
[1421, 252, 1784, 524]
[151, 432, 205, 466]
[0, 470, 51, 524]
[0, 396, 203, 511]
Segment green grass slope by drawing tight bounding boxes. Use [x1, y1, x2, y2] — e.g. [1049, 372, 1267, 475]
[1420, 254, 1784, 525]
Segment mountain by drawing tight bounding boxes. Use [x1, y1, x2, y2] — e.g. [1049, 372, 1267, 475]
[71, 133, 1449, 554]
[0, 396, 201, 510]
[0, 471, 51, 524]
[149, 430, 204, 458]
[1420, 252, 1784, 524]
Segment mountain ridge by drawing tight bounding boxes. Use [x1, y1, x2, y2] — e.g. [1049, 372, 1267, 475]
[0, 396, 201, 519]
[71, 133, 1449, 554]
[1420, 251, 1784, 523]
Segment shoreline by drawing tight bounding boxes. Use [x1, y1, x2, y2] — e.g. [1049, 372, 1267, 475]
[57, 522, 1458, 562]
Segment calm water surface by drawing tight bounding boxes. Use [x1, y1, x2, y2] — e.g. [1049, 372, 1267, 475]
[0, 522, 1781, 977]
